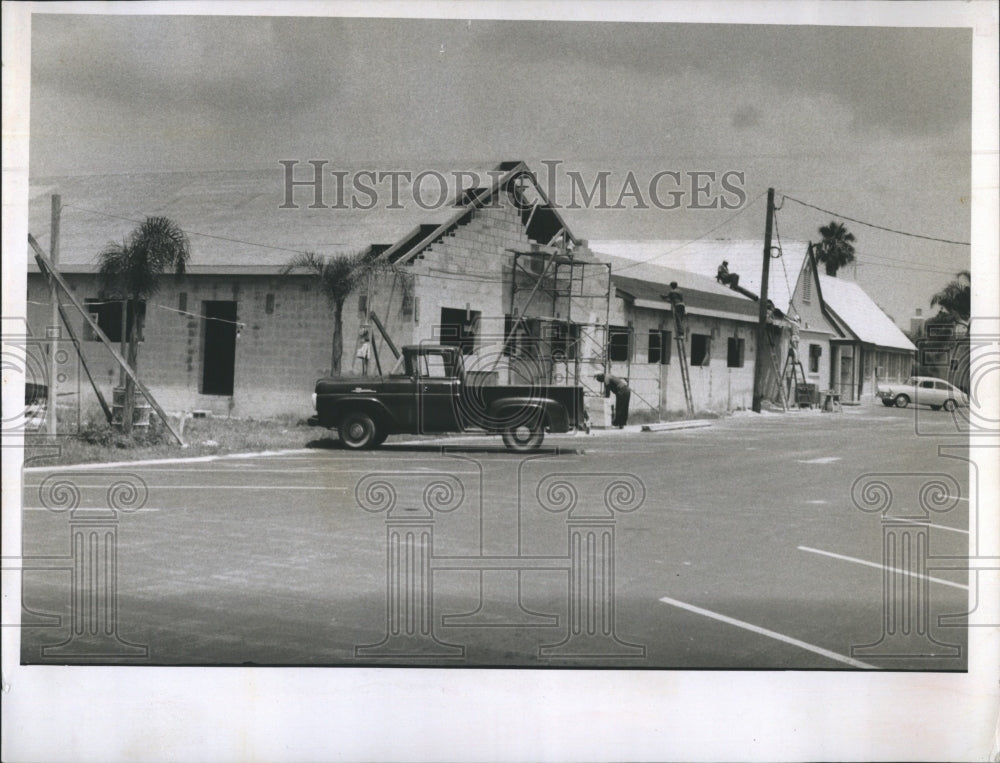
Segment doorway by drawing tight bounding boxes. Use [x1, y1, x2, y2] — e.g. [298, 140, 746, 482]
[202, 301, 237, 395]
[439, 307, 480, 355]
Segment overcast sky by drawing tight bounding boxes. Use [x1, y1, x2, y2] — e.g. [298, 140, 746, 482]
[29, 12, 973, 325]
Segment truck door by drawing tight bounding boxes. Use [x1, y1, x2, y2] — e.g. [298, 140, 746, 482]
[416, 351, 462, 433]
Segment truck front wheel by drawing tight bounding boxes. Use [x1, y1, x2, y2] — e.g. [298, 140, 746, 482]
[339, 412, 380, 450]
[502, 422, 544, 452]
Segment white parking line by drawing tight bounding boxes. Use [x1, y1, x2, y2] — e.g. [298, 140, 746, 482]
[658, 595, 877, 669]
[892, 519, 969, 535]
[797, 546, 969, 590]
[22, 484, 349, 491]
[22, 506, 161, 512]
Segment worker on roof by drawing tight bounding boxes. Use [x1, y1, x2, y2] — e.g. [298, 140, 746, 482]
[716, 261, 739, 287]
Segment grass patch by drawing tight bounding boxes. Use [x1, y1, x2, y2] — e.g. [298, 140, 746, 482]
[23, 412, 323, 468]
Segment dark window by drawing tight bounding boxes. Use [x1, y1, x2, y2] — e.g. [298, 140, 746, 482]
[690, 334, 711, 366]
[84, 299, 145, 342]
[358, 293, 368, 317]
[648, 329, 661, 364]
[439, 307, 479, 355]
[178, 292, 188, 314]
[648, 329, 672, 364]
[265, 293, 275, 315]
[727, 337, 745, 368]
[608, 325, 630, 362]
[809, 344, 822, 373]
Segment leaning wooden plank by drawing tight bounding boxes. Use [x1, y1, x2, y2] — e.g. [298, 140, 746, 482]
[29, 234, 185, 445]
[36, 249, 115, 423]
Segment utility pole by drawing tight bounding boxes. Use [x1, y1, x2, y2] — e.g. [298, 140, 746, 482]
[47, 194, 61, 436]
[751, 187, 775, 413]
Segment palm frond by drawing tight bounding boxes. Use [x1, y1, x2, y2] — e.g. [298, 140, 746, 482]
[284, 248, 390, 305]
[96, 217, 191, 299]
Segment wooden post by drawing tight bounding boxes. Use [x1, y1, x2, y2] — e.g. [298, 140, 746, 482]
[29, 235, 185, 446]
[752, 188, 775, 413]
[47, 194, 60, 436]
[119, 300, 127, 387]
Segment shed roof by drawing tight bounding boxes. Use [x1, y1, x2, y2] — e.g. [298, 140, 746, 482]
[593, 249, 758, 323]
[818, 275, 916, 351]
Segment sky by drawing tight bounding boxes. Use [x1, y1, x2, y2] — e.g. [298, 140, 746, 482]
[27, 10, 975, 328]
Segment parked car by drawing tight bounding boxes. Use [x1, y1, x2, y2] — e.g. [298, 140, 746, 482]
[309, 344, 587, 451]
[876, 376, 969, 411]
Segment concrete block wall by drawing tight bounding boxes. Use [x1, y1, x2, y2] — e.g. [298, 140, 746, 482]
[25, 271, 407, 420]
[410, 197, 530, 382]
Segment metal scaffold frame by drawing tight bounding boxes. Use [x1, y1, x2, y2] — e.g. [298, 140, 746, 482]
[506, 245, 612, 391]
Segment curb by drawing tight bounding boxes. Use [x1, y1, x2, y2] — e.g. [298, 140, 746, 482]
[640, 420, 716, 432]
[22, 447, 316, 473]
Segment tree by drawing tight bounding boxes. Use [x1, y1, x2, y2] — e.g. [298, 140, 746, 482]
[930, 270, 971, 323]
[283, 250, 387, 376]
[98, 217, 191, 435]
[816, 220, 856, 277]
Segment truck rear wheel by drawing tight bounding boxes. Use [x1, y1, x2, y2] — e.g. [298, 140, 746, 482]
[502, 422, 544, 452]
[339, 412, 380, 450]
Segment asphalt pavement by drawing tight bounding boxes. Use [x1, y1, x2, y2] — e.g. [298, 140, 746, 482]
[19, 401, 972, 670]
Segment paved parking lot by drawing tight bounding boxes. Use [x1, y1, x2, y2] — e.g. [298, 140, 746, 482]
[19, 403, 972, 669]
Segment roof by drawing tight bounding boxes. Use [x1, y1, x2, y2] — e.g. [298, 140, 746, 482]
[589, 239, 809, 314]
[818, 275, 916, 351]
[26, 161, 572, 272]
[592, 251, 759, 323]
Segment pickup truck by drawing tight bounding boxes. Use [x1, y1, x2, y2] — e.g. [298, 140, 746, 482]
[309, 344, 587, 451]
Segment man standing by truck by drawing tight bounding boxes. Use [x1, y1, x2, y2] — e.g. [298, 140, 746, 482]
[595, 372, 631, 428]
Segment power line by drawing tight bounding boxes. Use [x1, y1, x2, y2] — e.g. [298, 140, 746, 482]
[614, 189, 769, 272]
[779, 194, 970, 246]
[62, 203, 320, 256]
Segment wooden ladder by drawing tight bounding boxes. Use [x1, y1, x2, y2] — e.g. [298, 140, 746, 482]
[673, 312, 695, 415]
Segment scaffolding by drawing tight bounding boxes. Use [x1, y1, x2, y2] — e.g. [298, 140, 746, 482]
[506, 244, 613, 391]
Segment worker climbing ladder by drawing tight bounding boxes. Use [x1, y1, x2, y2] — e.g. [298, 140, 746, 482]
[672, 311, 695, 415]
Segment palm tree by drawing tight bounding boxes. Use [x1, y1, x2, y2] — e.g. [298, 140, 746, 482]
[283, 250, 387, 376]
[98, 217, 191, 435]
[930, 270, 971, 323]
[816, 221, 856, 276]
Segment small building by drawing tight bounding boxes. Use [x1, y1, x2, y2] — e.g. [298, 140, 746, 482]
[593, 254, 761, 416]
[815, 273, 916, 401]
[592, 238, 917, 404]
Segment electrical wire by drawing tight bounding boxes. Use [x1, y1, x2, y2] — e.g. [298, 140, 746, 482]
[779, 194, 970, 246]
[613, 189, 769, 272]
[61, 203, 322, 256]
[156, 303, 245, 327]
